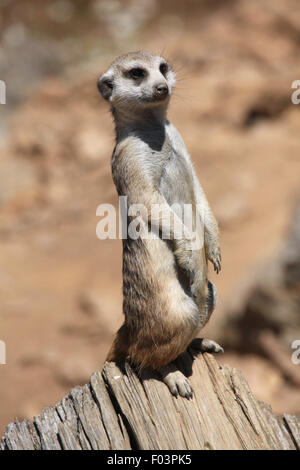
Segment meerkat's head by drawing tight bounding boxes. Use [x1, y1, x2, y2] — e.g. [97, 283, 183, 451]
[97, 51, 176, 112]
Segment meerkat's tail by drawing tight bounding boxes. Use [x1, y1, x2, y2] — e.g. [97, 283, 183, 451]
[106, 324, 129, 362]
[205, 280, 217, 317]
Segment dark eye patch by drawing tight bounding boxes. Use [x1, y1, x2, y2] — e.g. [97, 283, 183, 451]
[159, 62, 168, 76]
[126, 67, 147, 80]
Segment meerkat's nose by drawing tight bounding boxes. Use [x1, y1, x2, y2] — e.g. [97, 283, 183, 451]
[155, 83, 169, 95]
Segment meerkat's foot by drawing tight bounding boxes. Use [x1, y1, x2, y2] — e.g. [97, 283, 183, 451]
[163, 371, 193, 399]
[190, 338, 224, 354]
[160, 364, 193, 399]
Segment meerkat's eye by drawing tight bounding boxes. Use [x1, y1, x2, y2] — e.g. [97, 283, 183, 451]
[127, 68, 146, 80]
[159, 62, 168, 76]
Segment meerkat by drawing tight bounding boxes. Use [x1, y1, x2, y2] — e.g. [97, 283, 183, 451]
[97, 51, 223, 399]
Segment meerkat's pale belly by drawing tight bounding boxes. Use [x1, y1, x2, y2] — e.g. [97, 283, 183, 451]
[159, 149, 195, 211]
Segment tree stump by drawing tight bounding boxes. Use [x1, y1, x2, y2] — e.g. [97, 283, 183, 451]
[1, 351, 299, 450]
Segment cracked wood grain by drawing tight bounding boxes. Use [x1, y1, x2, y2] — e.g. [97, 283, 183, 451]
[1, 354, 299, 450]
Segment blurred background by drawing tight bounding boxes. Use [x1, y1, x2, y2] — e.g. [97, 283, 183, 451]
[0, 0, 300, 434]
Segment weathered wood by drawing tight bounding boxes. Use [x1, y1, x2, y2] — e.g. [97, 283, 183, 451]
[1, 420, 41, 450]
[1, 351, 299, 450]
[283, 414, 300, 449]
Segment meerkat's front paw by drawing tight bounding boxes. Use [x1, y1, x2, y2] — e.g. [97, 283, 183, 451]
[190, 338, 224, 354]
[206, 244, 221, 274]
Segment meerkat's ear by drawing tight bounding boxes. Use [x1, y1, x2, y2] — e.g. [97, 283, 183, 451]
[97, 74, 114, 101]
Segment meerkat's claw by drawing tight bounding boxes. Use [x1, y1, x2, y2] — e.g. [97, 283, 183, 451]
[190, 338, 224, 354]
[213, 255, 221, 274]
[213, 261, 220, 274]
[207, 246, 222, 274]
[184, 381, 193, 400]
[162, 370, 193, 399]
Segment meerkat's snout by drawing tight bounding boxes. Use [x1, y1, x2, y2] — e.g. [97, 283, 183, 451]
[153, 82, 169, 100]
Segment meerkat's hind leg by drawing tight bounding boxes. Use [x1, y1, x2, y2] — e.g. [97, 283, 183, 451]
[189, 280, 224, 354]
[189, 337, 224, 354]
[160, 362, 193, 399]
